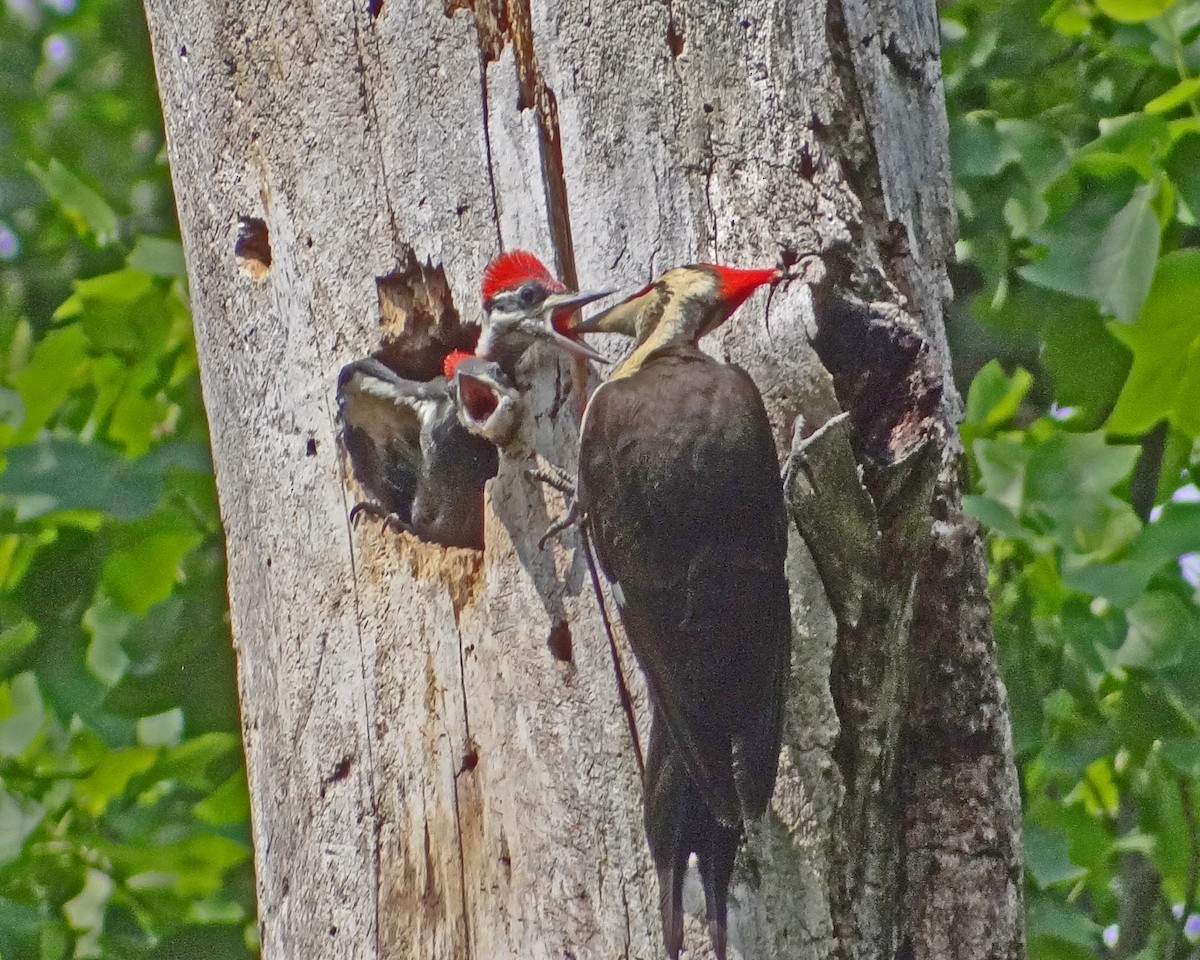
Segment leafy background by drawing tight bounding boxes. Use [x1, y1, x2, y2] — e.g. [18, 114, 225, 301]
[0, 0, 254, 956]
[946, 0, 1200, 955]
[4, 0, 1200, 955]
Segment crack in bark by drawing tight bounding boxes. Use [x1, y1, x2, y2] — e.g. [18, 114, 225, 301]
[476, 44, 504, 252]
[450, 0, 580, 287]
[326, 391, 384, 958]
[449, 0, 587, 392]
[449, 734, 475, 959]
[349, 9, 402, 248]
[445, 0, 505, 250]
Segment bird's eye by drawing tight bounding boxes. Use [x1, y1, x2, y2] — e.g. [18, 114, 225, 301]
[518, 283, 543, 307]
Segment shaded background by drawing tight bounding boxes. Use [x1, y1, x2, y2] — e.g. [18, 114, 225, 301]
[2, 0, 1199, 955]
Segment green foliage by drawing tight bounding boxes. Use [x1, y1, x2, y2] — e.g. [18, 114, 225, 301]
[947, 0, 1200, 954]
[0, 1, 255, 957]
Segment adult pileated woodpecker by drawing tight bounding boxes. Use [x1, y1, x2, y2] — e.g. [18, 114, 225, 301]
[338, 252, 608, 548]
[572, 264, 791, 960]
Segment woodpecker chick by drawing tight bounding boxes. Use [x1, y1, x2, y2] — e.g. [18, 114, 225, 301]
[477, 250, 611, 374]
[337, 356, 498, 550]
[452, 356, 521, 450]
[573, 263, 791, 960]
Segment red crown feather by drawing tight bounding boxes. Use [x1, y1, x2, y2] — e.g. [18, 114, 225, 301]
[480, 250, 564, 302]
[704, 264, 779, 313]
[441, 349, 473, 379]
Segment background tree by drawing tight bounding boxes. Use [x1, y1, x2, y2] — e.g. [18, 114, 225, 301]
[945, 0, 1200, 957]
[0, 0, 256, 957]
[135, 0, 1022, 957]
[6, 0, 1200, 956]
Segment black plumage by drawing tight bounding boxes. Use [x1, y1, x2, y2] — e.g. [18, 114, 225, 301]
[577, 341, 791, 958]
[337, 357, 498, 550]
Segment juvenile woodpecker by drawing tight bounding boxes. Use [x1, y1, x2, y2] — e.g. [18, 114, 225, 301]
[337, 354, 498, 550]
[476, 250, 609, 374]
[450, 354, 522, 449]
[338, 252, 607, 548]
[572, 264, 792, 960]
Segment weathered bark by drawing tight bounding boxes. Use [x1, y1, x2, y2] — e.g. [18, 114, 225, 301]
[143, 0, 1023, 958]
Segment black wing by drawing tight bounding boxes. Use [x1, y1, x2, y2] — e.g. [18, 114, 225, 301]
[338, 359, 430, 520]
[579, 346, 791, 826]
[338, 359, 497, 549]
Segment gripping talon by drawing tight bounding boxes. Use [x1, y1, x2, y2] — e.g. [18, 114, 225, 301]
[350, 500, 409, 535]
[527, 462, 582, 548]
[538, 500, 583, 550]
[526, 463, 576, 495]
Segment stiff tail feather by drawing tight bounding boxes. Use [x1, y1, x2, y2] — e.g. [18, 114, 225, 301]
[643, 709, 741, 960]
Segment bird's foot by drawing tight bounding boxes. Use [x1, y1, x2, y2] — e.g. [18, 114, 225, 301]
[538, 499, 583, 550]
[349, 500, 409, 535]
[525, 464, 583, 549]
[526, 462, 576, 495]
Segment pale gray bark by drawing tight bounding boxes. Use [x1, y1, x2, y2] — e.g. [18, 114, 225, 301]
[143, 0, 1023, 958]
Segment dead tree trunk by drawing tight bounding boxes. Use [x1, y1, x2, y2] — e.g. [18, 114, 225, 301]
[143, 0, 1024, 957]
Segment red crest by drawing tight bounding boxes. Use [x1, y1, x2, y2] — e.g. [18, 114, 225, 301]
[480, 250, 564, 302]
[441, 349, 473, 379]
[704, 264, 779, 313]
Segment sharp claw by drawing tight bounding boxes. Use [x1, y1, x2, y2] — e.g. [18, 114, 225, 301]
[526, 463, 576, 495]
[350, 501, 409, 535]
[538, 501, 582, 550]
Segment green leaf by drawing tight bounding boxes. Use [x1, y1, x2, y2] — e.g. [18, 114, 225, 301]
[70, 268, 172, 359]
[1020, 177, 1139, 298]
[965, 361, 1033, 430]
[158, 733, 241, 790]
[1076, 114, 1171, 179]
[137, 707, 184, 747]
[1027, 890, 1101, 949]
[0, 790, 44, 868]
[103, 520, 203, 616]
[1025, 822, 1089, 887]
[10, 325, 88, 443]
[82, 594, 133, 686]
[951, 114, 1019, 178]
[0, 673, 44, 757]
[1113, 590, 1195, 669]
[995, 119, 1072, 189]
[973, 437, 1033, 513]
[1071, 501, 1200, 603]
[26, 159, 118, 246]
[1107, 250, 1200, 435]
[963, 493, 1027, 537]
[105, 833, 248, 898]
[127, 236, 188, 278]
[0, 438, 211, 522]
[1043, 300, 1132, 420]
[39, 922, 70, 960]
[1146, 76, 1200, 113]
[1024, 431, 1139, 533]
[73, 746, 159, 817]
[1162, 736, 1200, 776]
[1096, 0, 1179, 23]
[1090, 181, 1162, 323]
[1111, 830, 1156, 854]
[195, 771, 250, 826]
[1116, 676, 1196, 761]
[1165, 132, 1200, 216]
